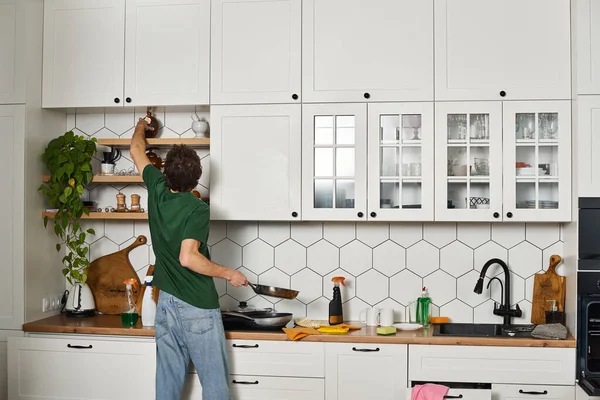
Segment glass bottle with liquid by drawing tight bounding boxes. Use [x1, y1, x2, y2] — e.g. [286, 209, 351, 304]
[121, 278, 139, 327]
[416, 286, 430, 328]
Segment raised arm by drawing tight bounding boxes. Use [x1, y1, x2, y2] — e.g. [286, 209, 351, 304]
[130, 118, 153, 174]
[179, 239, 248, 287]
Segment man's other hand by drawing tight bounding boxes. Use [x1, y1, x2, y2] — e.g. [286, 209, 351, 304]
[228, 270, 248, 287]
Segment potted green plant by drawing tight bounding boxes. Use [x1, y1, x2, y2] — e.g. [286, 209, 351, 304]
[39, 131, 98, 316]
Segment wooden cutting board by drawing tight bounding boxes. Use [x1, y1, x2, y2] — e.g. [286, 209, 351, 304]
[531, 255, 565, 324]
[87, 236, 147, 314]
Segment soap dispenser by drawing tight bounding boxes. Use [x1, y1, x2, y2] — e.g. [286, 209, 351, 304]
[545, 300, 565, 325]
[329, 276, 345, 325]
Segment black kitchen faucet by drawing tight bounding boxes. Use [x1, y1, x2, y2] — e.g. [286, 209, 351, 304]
[474, 258, 522, 325]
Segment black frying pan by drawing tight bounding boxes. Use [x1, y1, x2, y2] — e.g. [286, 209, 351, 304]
[249, 283, 299, 300]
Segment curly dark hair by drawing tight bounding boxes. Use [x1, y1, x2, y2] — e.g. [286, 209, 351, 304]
[163, 145, 202, 192]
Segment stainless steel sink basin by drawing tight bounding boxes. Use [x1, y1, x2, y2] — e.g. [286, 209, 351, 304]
[432, 323, 535, 338]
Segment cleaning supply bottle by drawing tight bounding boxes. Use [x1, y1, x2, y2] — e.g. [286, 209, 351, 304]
[416, 286, 431, 328]
[141, 276, 156, 327]
[121, 278, 139, 327]
[545, 299, 565, 325]
[329, 276, 345, 325]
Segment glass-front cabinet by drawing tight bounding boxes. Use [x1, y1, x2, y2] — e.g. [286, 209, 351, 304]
[367, 103, 434, 221]
[435, 102, 503, 221]
[503, 101, 571, 222]
[302, 103, 367, 220]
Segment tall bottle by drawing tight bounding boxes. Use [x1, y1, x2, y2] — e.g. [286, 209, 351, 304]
[329, 276, 346, 325]
[416, 286, 430, 328]
[142, 276, 156, 327]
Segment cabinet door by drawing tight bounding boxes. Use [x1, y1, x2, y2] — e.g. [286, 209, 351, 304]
[8, 336, 155, 399]
[302, 0, 433, 103]
[577, 0, 600, 94]
[125, 0, 210, 106]
[435, 102, 503, 222]
[367, 103, 434, 221]
[42, 0, 125, 108]
[502, 101, 571, 222]
[210, 104, 301, 221]
[0, 0, 24, 104]
[578, 96, 600, 197]
[325, 343, 408, 400]
[492, 384, 575, 400]
[435, 0, 571, 101]
[230, 375, 324, 399]
[0, 106, 24, 330]
[211, 0, 301, 104]
[302, 103, 367, 221]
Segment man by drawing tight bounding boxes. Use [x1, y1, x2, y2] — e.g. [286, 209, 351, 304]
[130, 117, 248, 400]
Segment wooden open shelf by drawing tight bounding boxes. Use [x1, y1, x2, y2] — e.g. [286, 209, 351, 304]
[97, 138, 209, 147]
[42, 175, 144, 184]
[42, 211, 148, 220]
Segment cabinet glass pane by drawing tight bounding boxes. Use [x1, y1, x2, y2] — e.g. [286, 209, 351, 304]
[539, 145, 559, 177]
[336, 148, 355, 176]
[470, 147, 490, 177]
[315, 116, 334, 145]
[516, 146, 536, 176]
[401, 147, 422, 177]
[381, 147, 399, 177]
[380, 115, 400, 142]
[469, 114, 489, 141]
[314, 179, 333, 208]
[380, 181, 399, 209]
[448, 114, 467, 141]
[516, 182, 535, 209]
[402, 114, 422, 141]
[539, 113, 559, 140]
[314, 148, 333, 176]
[336, 179, 355, 208]
[402, 182, 422, 209]
[516, 113, 536, 140]
[448, 147, 467, 176]
[448, 182, 467, 209]
[336, 115, 355, 145]
[539, 182, 559, 209]
[469, 182, 490, 209]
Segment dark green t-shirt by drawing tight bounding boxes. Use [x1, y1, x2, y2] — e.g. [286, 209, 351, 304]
[143, 164, 219, 309]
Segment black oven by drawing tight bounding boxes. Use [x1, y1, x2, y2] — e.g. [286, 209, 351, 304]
[578, 198, 600, 270]
[577, 272, 600, 395]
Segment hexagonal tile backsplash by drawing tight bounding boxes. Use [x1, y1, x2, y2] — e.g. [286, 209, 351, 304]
[73, 110, 564, 325]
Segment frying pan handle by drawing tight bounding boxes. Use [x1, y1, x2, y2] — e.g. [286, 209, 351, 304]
[222, 311, 254, 321]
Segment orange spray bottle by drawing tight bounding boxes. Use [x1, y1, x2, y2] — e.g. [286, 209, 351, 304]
[329, 276, 346, 325]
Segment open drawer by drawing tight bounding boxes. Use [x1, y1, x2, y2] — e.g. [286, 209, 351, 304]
[409, 382, 492, 400]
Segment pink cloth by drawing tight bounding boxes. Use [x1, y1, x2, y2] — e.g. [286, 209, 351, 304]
[411, 384, 450, 400]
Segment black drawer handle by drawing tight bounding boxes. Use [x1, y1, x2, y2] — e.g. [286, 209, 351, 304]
[444, 395, 463, 399]
[352, 347, 380, 352]
[125, 97, 132, 103]
[493, 212, 499, 218]
[232, 344, 259, 348]
[292, 211, 298, 218]
[292, 94, 298, 100]
[114, 97, 120, 104]
[370, 212, 377, 218]
[357, 212, 364, 218]
[519, 390, 548, 395]
[67, 344, 92, 349]
[232, 380, 259, 385]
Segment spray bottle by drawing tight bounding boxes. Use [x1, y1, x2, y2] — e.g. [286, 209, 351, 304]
[329, 276, 346, 325]
[142, 276, 156, 327]
[121, 278, 139, 327]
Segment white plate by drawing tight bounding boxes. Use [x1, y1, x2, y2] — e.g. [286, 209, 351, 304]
[393, 323, 422, 331]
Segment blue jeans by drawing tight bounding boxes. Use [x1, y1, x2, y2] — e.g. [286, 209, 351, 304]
[155, 291, 231, 400]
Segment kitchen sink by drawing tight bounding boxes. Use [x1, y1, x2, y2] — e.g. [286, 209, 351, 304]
[432, 323, 535, 338]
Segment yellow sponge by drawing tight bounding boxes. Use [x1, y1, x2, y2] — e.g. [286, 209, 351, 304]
[376, 326, 397, 336]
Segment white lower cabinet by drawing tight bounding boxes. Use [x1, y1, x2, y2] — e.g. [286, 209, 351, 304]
[407, 387, 492, 400]
[8, 335, 156, 400]
[230, 375, 324, 399]
[492, 384, 575, 400]
[325, 343, 408, 400]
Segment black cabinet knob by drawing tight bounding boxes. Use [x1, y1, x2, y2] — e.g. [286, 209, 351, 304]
[114, 98, 120, 104]
[292, 94, 298, 100]
[507, 212, 513, 218]
[493, 212, 500, 218]
[370, 212, 377, 218]
[291, 211, 298, 218]
[364, 93, 370, 99]
[125, 97, 132, 103]
[357, 212, 364, 218]
[500, 90, 506, 97]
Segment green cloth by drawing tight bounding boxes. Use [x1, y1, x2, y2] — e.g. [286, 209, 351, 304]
[143, 164, 219, 309]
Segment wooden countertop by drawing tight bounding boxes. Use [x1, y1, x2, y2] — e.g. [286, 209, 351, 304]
[23, 315, 576, 348]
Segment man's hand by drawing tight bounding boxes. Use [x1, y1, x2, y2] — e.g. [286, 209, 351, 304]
[136, 117, 154, 133]
[228, 269, 249, 287]
[130, 117, 152, 174]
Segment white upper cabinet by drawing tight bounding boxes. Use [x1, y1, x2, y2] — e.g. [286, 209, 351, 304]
[0, 0, 24, 104]
[578, 96, 600, 197]
[577, 0, 600, 94]
[211, 0, 301, 105]
[435, 0, 571, 101]
[302, 103, 368, 221]
[367, 102, 434, 221]
[125, 0, 210, 106]
[210, 104, 301, 221]
[435, 102, 504, 222]
[502, 101, 571, 222]
[42, 0, 126, 108]
[302, 0, 433, 103]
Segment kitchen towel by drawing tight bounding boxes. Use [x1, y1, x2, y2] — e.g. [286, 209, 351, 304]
[282, 327, 319, 341]
[531, 323, 568, 340]
[411, 384, 450, 400]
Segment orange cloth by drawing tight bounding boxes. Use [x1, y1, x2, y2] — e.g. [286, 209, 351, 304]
[283, 327, 319, 341]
